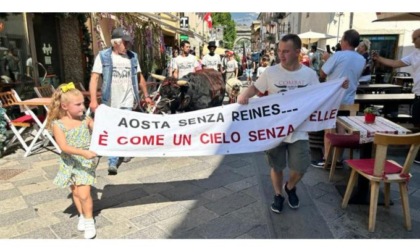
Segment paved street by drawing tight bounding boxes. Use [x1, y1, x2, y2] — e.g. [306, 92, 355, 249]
[1, 141, 420, 239]
[1, 75, 420, 239]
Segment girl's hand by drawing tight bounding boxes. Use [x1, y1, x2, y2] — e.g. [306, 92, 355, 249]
[83, 150, 97, 159]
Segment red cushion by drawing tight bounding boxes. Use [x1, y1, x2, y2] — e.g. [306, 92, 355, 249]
[326, 133, 360, 148]
[345, 159, 402, 176]
[11, 114, 45, 124]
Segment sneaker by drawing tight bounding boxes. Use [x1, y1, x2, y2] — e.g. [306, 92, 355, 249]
[123, 157, 133, 163]
[77, 215, 85, 231]
[414, 159, 420, 164]
[270, 194, 285, 214]
[311, 160, 325, 168]
[311, 160, 343, 169]
[284, 182, 300, 209]
[108, 165, 118, 175]
[84, 218, 96, 239]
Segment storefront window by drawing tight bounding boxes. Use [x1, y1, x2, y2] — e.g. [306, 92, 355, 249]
[361, 34, 398, 83]
[0, 13, 35, 100]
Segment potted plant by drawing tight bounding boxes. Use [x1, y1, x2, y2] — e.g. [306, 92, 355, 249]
[364, 106, 379, 124]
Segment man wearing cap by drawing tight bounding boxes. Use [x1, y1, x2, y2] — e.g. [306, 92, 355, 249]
[202, 41, 221, 72]
[89, 27, 152, 175]
[173, 40, 200, 79]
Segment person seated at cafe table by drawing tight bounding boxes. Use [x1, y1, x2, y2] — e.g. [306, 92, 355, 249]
[372, 28, 420, 163]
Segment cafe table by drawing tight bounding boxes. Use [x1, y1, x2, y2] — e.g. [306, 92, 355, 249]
[14, 97, 61, 157]
[335, 116, 411, 204]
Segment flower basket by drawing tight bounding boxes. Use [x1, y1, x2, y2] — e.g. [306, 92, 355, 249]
[364, 113, 376, 124]
[363, 106, 378, 124]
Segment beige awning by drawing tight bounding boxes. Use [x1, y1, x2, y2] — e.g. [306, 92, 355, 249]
[373, 12, 420, 22]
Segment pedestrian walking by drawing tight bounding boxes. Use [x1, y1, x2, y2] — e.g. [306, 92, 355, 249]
[89, 27, 152, 175]
[46, 82, 98, 239]
[237, 34, 347, 213]
[173, 40, 200, 79]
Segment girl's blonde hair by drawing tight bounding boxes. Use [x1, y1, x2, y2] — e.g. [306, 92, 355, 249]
[46, 82, 83, 130]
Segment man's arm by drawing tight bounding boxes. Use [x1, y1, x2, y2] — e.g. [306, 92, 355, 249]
[319, 69, 327, 82]
[138, 73, 152, 104]
[237, 85, 259, 105]
[173, 69, 179, 79]
[89, 72, 100, 112]
[374, 55, 407, 68]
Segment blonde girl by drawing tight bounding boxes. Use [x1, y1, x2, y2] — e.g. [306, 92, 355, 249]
[46, 82, 97, 239]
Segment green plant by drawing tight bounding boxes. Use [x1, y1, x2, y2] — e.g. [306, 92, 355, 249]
[363, 106, 379, 115]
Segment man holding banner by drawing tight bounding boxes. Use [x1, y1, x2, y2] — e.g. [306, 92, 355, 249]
[89, 27, 152, 175]
[238, 34, 348, 213]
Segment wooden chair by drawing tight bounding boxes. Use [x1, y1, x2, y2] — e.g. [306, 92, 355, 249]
[342, 132, 420, 232]
[324, 103, 361, 181]
[34, 84, 55, 98]
[0, 90, 44, 153]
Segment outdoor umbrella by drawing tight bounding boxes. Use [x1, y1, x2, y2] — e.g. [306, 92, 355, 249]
[297, 30, 336, 45]
[373, 12, 420, 22]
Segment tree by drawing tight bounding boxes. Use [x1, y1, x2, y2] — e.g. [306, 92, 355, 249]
[211, 13, 237, 50]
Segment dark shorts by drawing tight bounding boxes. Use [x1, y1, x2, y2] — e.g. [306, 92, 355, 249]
[264, 140, 310, 174]
[412, 97, 420, 125]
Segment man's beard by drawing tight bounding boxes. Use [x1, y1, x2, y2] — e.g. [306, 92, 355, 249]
[209, 52, 215, 56]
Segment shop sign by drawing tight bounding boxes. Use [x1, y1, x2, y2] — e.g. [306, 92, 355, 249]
[180, 16, 189, 30]
[180, 35, 189, 41]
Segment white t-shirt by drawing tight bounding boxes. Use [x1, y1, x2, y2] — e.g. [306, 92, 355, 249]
[257, 66, 267, 77]
[173, 54, 199, 78]
[92, 52, 141, 108]
[254, 64, 320, 143]
[401, 49, 420, 95]
[202, 53, 221, 71]
[321, 50, 365, 105]
[225, 59, 238, 72]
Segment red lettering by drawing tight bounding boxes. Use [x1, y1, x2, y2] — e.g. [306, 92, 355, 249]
[98, 131, 108, 146]
[117, 136, 128, 145]
[200, 132, 240, 144]
[310, 110, 338, 122]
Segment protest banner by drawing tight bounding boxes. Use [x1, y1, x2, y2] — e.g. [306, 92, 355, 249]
[90, 78, 346, 157]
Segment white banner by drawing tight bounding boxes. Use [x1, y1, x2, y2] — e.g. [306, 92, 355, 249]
[90, 78, 346, 157]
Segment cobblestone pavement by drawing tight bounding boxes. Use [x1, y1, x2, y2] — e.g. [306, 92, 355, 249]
[1, 143, 420, 239]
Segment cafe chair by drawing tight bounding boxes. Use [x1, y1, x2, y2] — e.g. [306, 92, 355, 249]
[34, 84, 55, 98]
[342, 132, 420, 232]
[324, 103, 361, 181]
[0, 90, 45, 154]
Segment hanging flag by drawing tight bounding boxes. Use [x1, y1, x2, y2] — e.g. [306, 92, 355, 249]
[204, 13, 212, 29]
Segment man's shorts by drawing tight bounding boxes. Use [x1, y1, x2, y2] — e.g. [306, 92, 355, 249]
[264, 140, 310, 174]
[245, 69, 252, 78]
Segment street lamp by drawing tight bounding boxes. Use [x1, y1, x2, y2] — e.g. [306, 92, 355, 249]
[336, 12, 344, 44]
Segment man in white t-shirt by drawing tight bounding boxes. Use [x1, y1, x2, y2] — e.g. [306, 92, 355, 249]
[173, 40, 200, 79]
[202, 41, 221, 72]
[373, 28, 420, 162]
[238, 34, 348, 214]
[89, 27, 152, 175]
